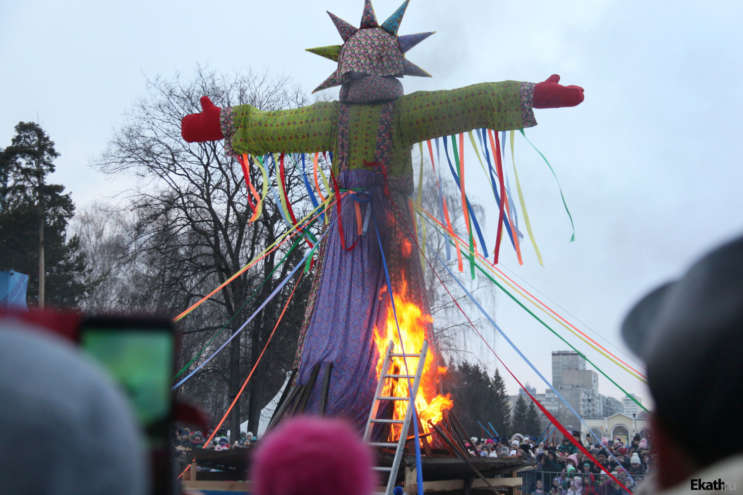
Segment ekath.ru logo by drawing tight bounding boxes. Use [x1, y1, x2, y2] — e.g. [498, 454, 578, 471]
[691, 478, 737, 491]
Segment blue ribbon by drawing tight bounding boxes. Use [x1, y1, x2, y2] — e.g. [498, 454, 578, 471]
[487, 422, 499, 439]
[172, 236, 321, 390]
[537, 423, 554, 444]
[373, 215, 424, 495]
[441, 136, 490, 260]
[300, 153, 323, 222]
[266, 153, 292, 228]
[477, 420, 497, 442]
[476, 128, 517, 251]
[437, 255, 636, 486]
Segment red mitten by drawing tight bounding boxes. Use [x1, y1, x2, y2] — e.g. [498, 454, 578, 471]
[533, 74, 584, 108]
[181, 96, 224, 142]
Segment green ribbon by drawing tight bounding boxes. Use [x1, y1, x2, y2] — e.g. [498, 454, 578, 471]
[519, 129, 576, 242]
[418, 208, 647, 412]
[451, 135, 476, 279]
[173, 237, 303, 380]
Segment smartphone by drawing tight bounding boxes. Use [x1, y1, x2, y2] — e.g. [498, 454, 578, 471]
[79, 315, 175, 495]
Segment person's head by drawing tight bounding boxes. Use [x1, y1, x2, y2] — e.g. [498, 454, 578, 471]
[191, 431, 205, 446]
[0, 319, 148, 495]
[536, 479, 544, 490]
[251, 416, 375, 495]
[622, 235, 743, 488]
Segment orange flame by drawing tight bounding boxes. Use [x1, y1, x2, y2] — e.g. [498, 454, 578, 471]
[373, 275, 453, 441]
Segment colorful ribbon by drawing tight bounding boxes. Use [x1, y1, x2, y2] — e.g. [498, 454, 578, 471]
[434, 255, 634, 494]
[519, 129, 576, 242]
[415, 205, 648, 387]
[172, 234, 322, 390]
[173, 197, 333, 322]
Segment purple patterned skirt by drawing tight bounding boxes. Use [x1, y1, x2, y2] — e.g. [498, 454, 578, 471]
[295, 168, 432, 430]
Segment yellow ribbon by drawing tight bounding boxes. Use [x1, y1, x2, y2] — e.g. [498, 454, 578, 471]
[174, 196, 334, 322]
[250, 155, 271, 223]
[413, 204, 647, 384]
[510, 131, 543, 266]
[272, 153, 294, 229]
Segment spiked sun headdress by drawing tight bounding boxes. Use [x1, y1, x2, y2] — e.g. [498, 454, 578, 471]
[307, 0, 434, 93]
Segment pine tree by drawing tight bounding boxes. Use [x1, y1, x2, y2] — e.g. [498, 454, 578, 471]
[0, 122, 86, 307]
[524, 401, 542, 439]
[489, 368, 511, 439]
[511, 393, 529, 435]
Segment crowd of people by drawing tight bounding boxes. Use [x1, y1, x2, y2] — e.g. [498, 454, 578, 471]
[529, 434, 650, 494]
[175, 427, 257, 451]
[464, 431, 652, 494]
[174, 427, 257, 468]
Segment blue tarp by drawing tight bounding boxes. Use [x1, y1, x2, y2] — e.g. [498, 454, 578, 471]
[0, 271, 29, 309]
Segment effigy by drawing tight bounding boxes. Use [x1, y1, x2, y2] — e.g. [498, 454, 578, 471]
[181, 0, 583, 433]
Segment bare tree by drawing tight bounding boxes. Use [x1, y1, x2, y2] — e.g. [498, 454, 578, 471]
[95, 69, 318, 439]
[414, 154, 498, 367]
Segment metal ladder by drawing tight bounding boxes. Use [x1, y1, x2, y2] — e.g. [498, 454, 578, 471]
[363, 340, 429, 495]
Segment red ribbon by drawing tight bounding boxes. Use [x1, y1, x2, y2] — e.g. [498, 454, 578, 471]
[330, 170, 359, 251]
[279, 153, 313, 249]
[239, 154, 258, 213]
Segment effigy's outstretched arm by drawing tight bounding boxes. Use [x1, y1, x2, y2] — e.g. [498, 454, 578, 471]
[396, 76, 583, 145]
[181, 97, 340, 156]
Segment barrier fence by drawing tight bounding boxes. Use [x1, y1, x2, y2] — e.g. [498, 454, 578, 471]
[517, 469, 648, 494]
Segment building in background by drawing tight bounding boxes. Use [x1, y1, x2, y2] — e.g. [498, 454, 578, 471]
[602, 395, 624, 417]
[583, 412, 648, 444]
[622, 394, 643, 417]
[552, 350, 602, 419]
[507, 351, 646, 439]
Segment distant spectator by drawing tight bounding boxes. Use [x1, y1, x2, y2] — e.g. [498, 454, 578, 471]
[597, 473, 620, 495]
[559, 437, 578, 455]
[628, 453, 644, 475]
[533, 479, 546, 495]
[566, 476, 583, 495]
[0, 320, 148, 495]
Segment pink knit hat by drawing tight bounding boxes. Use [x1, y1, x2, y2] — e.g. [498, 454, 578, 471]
[251, 416, 376, 495]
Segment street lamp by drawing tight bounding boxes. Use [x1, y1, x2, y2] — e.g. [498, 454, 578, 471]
[632, 412, 637, 437]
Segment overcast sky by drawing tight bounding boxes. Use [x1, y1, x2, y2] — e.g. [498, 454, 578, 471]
[3, 0, 743, 407]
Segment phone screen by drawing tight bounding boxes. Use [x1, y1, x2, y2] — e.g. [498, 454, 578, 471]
[80, 327, 173, 446]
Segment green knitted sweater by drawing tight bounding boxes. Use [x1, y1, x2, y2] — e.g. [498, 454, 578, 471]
[225, 81, 535, 179]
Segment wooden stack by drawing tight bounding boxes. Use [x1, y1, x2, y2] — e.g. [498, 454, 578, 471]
[182, 366, 532, 494]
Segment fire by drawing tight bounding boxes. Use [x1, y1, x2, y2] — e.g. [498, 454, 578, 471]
[373, 276, 453, 441]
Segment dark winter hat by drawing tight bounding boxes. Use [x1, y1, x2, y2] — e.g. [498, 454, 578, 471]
[621, 234, 743, 465]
